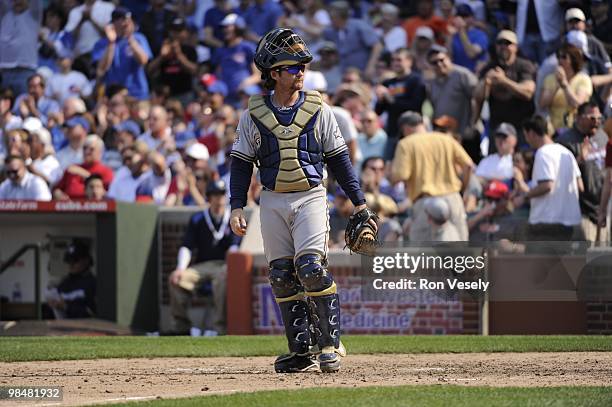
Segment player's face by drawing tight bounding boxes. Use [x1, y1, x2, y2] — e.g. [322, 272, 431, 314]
[274, 64, 305, 92]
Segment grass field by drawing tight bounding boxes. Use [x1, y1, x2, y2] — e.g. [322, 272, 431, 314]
[1, 335, 611, 362]
[118, 386, 612, 407]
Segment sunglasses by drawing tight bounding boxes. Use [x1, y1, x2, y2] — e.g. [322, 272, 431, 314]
[367, 166, 385, 172]
[496, 40, 512, 46]
[582, 115, 602, 121]
[276, 65, 306, 75]
[6, 169, 19, 177]
[428, 57, 445, 65]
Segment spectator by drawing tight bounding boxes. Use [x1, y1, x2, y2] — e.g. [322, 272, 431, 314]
[46, 56, 93, 104]
[539, 43, 592, 130]
[390, 112, 473, 241]
[375, 3, 407, 54]
[448, 4, 488, 73]
[243, 0, 283, 42]
[136, 151, 172, 204]
[328, 186, 353, 247]
[148, 18, 198, 104]
[56, 115, 89, 170]
[64, 0, 115, 58]
[54, 134, 113, 200]
[103, 119, 140, 171]
[557, 102, 608, 242]
[139, 0, 177, 57]
[475, 123, 517, 183]
[323, 1, 383, 78]
[12, 74, 60, 125]
[0, 154, 51, 200]
[3, 129, 29, 160]
[0, 0, 42, 96]
[426, 45, 478, 146]
[515, 0, 563, 64]
[517, 115, 583, 241]
[168, 179, 237, 335]
[357, 110, 387, 167]
[24, 117, 62, 186]
[598, 117, 612, 235]
[565, 8, 611, 69]
[278, 0, 331, 56]
[165, 142, 210, 207]
[0, 89, 23, 159]
[92, 7, 152, 100]
[364, 191, 402, 242]
[211, 14, 259, 107]
[47, 239, 96, 319]
[375, 48, 426, 159]
[139, 105, 176, 156]
[474, 30, 536, 150]
[106, 144, 149, 202]
[423, 196, 461, 241]
[38, 5, 72, 73]
[411, 26, 436, 79]
[403, 0, 448, 47]
[313, 42, 342, 95]
[202, 0, 236, 49]
[84, 173, 106, 200]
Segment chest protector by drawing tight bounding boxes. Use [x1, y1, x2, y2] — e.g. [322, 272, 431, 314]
[249, 91, 324, 192]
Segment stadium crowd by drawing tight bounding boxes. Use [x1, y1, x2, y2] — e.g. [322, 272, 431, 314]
[1, 0, 612, 246]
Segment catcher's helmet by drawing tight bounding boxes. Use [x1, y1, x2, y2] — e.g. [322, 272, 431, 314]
[254, 28, 313, 72]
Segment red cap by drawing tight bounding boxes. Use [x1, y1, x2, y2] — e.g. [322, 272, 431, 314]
[484, 180, 509, 200]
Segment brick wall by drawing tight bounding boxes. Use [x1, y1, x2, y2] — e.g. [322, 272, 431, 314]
[586, 302, 612, 334]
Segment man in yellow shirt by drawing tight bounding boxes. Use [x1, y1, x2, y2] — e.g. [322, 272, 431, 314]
[390, 111, 473, 241]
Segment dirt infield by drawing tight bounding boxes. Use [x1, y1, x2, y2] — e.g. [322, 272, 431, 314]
[1, 352, 611, 406]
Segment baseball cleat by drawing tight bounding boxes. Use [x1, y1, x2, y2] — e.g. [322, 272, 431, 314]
[274, 353, 319, 373]
[309, 340, 347, 357]
[318, 346, 341, 373]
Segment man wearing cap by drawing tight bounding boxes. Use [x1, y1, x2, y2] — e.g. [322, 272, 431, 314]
[12, 74, 60, 125]
[323, 1, 383, 78]
[475, 123, 517, 183]
[56, 115, 89, 170]
[565, 8, 611, 69]
[47, 239, 96, 319]
[92, 7, 152, 100]
[148, 18, 198, 102]
[202, 0, 236, 49]
[164, 142, 210, 207]
[54, 134, 114, 200]
[474, 30, 536, 150]
[391, 111, 473, 241]
[448, 4, 488, 73]
[426, 45, 477, 150]
[557, 102, 608, 242]
[168, 179, 238, 336]
[313, 42, 342, 94]
[211, 13, 259, 107]
[375, 47, 426, 159]
[412, 26, 435, 77]
[106, 143, 150, 202]
[0, 155, 51, 200]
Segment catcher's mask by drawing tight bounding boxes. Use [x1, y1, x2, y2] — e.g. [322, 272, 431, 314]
[254, 28, 313, 73]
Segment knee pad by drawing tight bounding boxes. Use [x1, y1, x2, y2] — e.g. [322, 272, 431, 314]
[295, 253, 334, 294]
[269, 258, 301, 299]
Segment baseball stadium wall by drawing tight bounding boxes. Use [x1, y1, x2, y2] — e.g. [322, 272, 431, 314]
[1, 202, 611, 335]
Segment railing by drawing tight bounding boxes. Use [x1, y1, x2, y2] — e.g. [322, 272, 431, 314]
[0, 244, 42, 320]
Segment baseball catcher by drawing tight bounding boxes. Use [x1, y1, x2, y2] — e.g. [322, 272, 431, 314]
[229, 28, 376, 373]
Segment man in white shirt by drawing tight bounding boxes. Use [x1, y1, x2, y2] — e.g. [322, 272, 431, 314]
[138, 105, 174, 154]
[475, 123, 517, 183]
[56, 116, 89, 170]
[46, 56, 93, 104]
[0, 155, 51, 200]
[518, 115, 583, 241]
[106, 145, 148, 202]
[64, 0, 115, 57]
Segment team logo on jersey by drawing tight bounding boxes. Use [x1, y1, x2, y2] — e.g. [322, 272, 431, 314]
[233, 128, 241, 145]
[280, 127, 293, 136]
[254, 131, 261, 148]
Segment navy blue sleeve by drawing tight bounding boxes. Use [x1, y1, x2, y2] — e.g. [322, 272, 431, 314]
[182, 215, 198, 250]
[230, 157, 254, 210]
[325, 149, 366, 206]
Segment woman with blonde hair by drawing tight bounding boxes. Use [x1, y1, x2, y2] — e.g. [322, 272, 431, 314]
[539, 43, 592, 130]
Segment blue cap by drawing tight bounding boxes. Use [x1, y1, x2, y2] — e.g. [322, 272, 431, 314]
[65, 116, 90, 132]
[111, 7, 131, 21]
[175, 130, 196, 148]
[207, 80, 229, 97]
[115, 120, 141, 137]
[456, 4, 474, 17]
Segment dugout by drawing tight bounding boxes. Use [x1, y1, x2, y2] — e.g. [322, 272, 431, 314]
[0, 201, 159, 331]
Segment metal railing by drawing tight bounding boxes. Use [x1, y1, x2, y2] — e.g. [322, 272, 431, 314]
[0, 244, 42, 320]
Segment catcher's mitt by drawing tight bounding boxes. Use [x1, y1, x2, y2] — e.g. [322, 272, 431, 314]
[345, 207, 380, 256]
